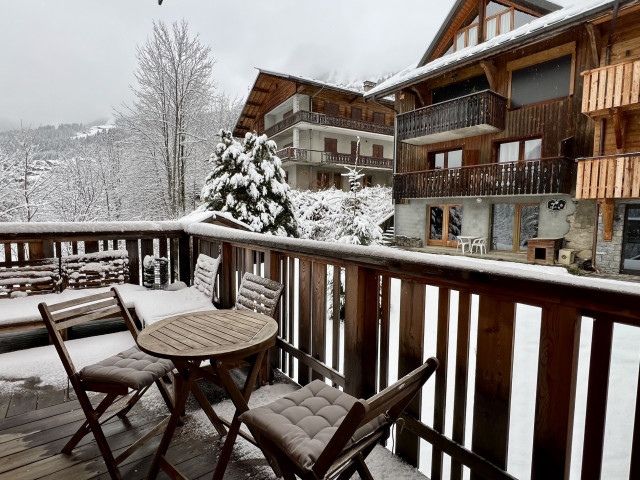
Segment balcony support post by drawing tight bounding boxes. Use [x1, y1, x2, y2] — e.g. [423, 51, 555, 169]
[613, 107, 626, 150]
[598, 198, 615, 241]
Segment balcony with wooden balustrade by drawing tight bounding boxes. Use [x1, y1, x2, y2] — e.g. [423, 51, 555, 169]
[1, 220, 639, 480]
[581, 59, 640, 117]
[276, 146, 393, 169]
[576, 153, 640, 200]
[393, 156, 573, 200]
[396, 90, 506, 146]
[264, 110, 394, 138]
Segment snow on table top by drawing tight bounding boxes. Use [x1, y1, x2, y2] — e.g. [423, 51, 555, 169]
[366, 0, 617, 98]
[0, 284, 147, 326]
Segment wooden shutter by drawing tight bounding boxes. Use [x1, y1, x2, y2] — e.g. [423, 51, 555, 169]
[351, 141, 360, 156]
[325, 102, 339, 116]
[351, 107, 362, 120]
[364, 175, 373, 187]
[324, 138, 338, 153]
[373, 144, 384, 158]
[373, 112, 386, 124]
[334, 173, 342, 189]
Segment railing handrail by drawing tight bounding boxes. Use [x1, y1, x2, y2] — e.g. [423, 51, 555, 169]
[576, 152, 640, 161]
[275, 147, 393, 168]
[581, 57, 640, 76]
[396, 89, 507, 118]
[393, 156, 572, 176]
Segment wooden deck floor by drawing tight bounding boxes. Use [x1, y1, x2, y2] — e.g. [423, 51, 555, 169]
[0, 376, 428, 480]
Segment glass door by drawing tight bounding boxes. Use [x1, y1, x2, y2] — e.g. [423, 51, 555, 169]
[427, 205, 463, 247]
[622, 206, 640, 274]
[491, 203, 539, 252]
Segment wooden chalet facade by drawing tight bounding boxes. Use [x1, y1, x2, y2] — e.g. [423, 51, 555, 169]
[233, 70, 394, 191]
[578, 1, 640, 274]
[365, 0, 625, 262]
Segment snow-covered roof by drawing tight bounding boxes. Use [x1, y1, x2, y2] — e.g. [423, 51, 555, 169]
[365, 0, 626, 99]
[257, 68, 370, 96]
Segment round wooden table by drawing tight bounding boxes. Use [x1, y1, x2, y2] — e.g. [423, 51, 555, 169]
[137, 309, 278, 480]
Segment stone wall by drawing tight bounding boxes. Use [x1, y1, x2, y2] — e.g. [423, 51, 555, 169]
[594, 202, 625, 274]
[394, 235, 423, 248]
[564, 199, 596, 262]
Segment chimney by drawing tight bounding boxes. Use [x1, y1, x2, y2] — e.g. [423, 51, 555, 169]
[363, 81, 377, 92]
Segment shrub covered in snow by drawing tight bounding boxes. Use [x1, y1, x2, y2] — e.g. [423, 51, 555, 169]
[201, 130, 298, 237]
[290, 185, 392, 245]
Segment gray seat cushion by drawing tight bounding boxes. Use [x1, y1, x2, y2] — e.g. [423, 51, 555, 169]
[239, 379, 387, 472]
[79, 346, 174, 391]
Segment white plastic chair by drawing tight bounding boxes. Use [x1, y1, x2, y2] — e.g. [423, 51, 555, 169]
[471, 237, 487, 255]
[455, 236, 463, 252]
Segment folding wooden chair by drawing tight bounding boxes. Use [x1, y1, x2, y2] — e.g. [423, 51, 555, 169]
[38, 288, 175, 480]
[236, 272, 284, 318]
[239, 357, 438, 480]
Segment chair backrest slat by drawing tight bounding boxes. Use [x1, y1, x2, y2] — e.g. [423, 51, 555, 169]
[192, 254, 220, 301]
[55, 305, 123, 331]
[46, 290, 116, 312]
[235, 273, 284, 319]
[51, 297, 119, 322]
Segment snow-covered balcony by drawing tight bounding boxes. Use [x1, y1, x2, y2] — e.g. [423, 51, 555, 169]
[397, 90, 506, 145]
[276, 147, 393, 169]
[264, 110, 394, 138]
[1, 220, 639, 479]
[393, 156, 573, 200]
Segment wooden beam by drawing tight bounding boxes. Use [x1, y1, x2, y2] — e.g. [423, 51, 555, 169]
[245, 101, 261, 107]
[612, 107, 626, 150]
[599, 198, 615, 242]
[253, 86, 270, 93]
[240, 113, 256, 120]
[480, 60, 498, 91]
[411, 87, 426, 108]
[585, 23, 601, 68]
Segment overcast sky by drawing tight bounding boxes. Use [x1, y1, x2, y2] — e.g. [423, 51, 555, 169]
[0, 0, 573, 128]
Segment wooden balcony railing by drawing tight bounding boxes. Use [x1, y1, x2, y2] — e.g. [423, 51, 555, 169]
[393, 156, 573, 200]
[276, 147, 393, 169]
[396, 90, 506, 145]
[581, 59, 640, 115]
[2, 220, 639, 479]
[576, 153, 640, 199]
[264, 110, 394, 138]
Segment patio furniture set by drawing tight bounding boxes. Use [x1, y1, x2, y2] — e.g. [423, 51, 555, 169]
[455, 235, 487, 255]
[33, 252, 439, 480]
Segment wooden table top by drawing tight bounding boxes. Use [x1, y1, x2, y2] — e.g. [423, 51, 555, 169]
[136, 310, 278, 361]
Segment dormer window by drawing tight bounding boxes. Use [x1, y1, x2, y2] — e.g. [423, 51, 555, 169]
[485, 3, 513, 40]
[454, 16, 479, 52]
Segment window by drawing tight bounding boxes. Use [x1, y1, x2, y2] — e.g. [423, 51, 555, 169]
[351, 107, 362, 120]
[325, 102, 339, 116]
[454, 18, 479, 51]
[317, 172, 341, 190]
[510, 54, 572, 108]
[373, 112, 386, 124]
[427, 205, 463, 247]
[324, 138, 338, 153]
[622, 206, 640, 274]
[430, 149, 463, 169]
[497, 138, 542, 162]
[432, 75, 490, 104]
[364, 175, 373, 188]
[491, 203, 538, 252]
[372, 144, 384, 158]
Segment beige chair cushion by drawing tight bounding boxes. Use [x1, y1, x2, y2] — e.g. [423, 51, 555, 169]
[239, 380, 387, 472]
[79, 346, 174, 391]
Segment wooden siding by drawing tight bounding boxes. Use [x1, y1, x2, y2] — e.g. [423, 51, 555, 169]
[396, 29, 594, 177]
[576, 153, 640, 199]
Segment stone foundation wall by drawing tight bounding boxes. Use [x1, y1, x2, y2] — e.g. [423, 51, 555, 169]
[394, 235, 423, 248]
[564, 199, 596, 262]
[594, 203, 625, 274]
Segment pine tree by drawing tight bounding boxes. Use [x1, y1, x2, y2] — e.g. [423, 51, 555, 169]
[201, 130, 298, 237]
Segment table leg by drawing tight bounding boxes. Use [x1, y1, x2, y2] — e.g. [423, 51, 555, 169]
[211, 351, 266, 480]
[146, 366, 193, 480]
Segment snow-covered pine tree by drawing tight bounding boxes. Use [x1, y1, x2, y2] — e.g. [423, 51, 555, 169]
[201, 130, 298, 237]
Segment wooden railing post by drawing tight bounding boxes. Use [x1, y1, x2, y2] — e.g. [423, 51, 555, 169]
[298, 259, 312, 386]
[344, 265, 379, 400]
[178, 235, 190, 286]
[396, 279, 426, 467]
[220, 241, 234, 308]
[471, 296, 516, 480]
[125, 239, 140, 285]
[531, 305, 581, 480]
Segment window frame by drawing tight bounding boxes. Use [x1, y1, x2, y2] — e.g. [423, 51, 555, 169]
[506, 42, 576, 109]
[494, 136, 543, 163]
[428, 147, 464, 170]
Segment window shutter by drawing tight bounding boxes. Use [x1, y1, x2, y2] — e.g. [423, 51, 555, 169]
[373, 112, 385, 124]
[325, 102, 339, 116]
[462, 149, 479, 166]
[324, 138, 338, 153]
[373, 144, 384, 158]
[351, 107, 362, 120]
[334, 173, 342, 189]
[351, 141, 360, 156]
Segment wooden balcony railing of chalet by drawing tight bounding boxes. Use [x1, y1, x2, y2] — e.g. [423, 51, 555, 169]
[581, 59, 640, 115]
[276, 147, 393, 169]
[264, 110, 394, 138]
[396, 90, 506, 144]
[393, 156, 573, 200]
[576, 152, 640, 199]
[2, 221, 640, 479]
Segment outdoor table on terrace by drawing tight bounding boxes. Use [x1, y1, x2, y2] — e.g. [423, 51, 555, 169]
[136, 309, 279, 480]
[456, 235, 480, 254]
